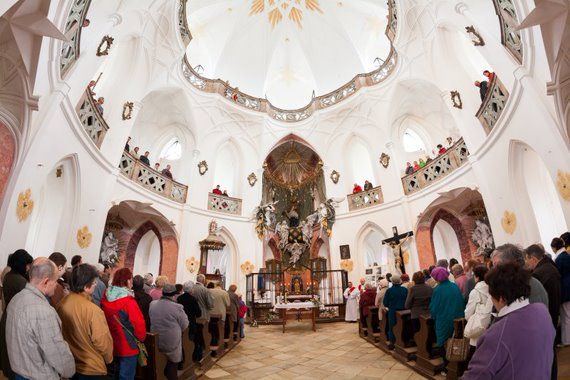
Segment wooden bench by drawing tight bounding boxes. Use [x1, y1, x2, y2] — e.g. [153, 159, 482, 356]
[413, 314, 444, 377]
[365, 306, 381, 344]
[375, 308, 392, 351]
[393, 310, 417, 362]
[224, 313, 235, 350]
[179, 327, 196, 380]
[446, 318, 469, 380]
[196, 318, 213, 371]
[134, 332, 167, 380]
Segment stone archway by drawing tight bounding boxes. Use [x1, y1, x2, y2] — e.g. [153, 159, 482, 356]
[415, 187, 489, 269]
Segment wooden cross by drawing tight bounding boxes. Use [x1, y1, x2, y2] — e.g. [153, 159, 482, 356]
[382, 226, 414, 274]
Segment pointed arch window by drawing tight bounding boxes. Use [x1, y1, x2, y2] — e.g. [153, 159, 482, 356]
[402, 128, 426, 153]
[159, 138, 182, 160]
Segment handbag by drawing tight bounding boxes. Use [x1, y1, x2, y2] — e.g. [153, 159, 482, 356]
[446, 319, 470, 362]
[114, 315, 148, 367]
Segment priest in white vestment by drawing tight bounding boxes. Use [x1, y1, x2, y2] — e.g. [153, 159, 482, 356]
[344, 282, 359, 322]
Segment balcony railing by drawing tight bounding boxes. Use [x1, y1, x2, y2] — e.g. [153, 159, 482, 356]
[119, 151, 188, 204]
[347, 186, 384, 211]
[492, 0, 523, 63]
[401, 138, 470, 195]
[60, 0, 92, 76]
[178, 0, 191, 46]
[386, 0, 398, 41]
[181, 47, 397, 123]
[76, 88, 109, 148]
[207, 193, 242, 215]
[475, 77, 509, 134]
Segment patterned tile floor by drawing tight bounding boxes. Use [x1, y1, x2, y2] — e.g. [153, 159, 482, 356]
[202, 321, 428, 380]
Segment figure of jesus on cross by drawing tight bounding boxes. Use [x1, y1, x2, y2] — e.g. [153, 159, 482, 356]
[382, 226, 413, 275]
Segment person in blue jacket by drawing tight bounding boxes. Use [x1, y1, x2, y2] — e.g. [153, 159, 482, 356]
[429, 267, 465, 348]
[383, 274, 408, 343]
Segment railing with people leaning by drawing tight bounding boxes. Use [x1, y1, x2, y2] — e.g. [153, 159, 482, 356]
[347, 186, 385, 211]
[492, 0, 523, 63]
[76, 88, 109, 148]
[60, 0, 92, 76]
[475, 76, 510, 134]
[401, 138, 470, 195]
[207, 193, 243, 215]
[119, 150, 188, 204]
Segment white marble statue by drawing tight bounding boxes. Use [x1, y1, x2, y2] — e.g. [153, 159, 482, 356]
[100, 231, 119, 266]
[289, 242, 304, 265]
[472, 219, 494, 256]
[275, 220, 289, 249]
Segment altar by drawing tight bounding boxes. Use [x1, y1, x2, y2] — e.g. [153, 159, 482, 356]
[274, 301, 318, 333]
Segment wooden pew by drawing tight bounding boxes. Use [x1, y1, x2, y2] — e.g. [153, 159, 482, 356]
[196, 318, 213, 371]
[446, 318, 469, 380]
[179, 327, 196, 380]
[358, 308, 368, 338]
[413, 315, 444, 377]
[365, 306, 381, 344]
[393, 310, 417, 362]
[135, 332, 167, 380]
[375, 308, 392, 351]
[209, 314, 225, 357]
[224, 313, 235, 350]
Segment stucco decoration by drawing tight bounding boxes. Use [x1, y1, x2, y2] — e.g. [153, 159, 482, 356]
[77, 226, 93, 248]
[501, 210, 517, 235]
[450, 91, 463, 109]
[340, 259, 353, 272]
[240, 260, 255, 275]
[250, 0, 323, 29]
[16, 189, 34, 222]
[185, 256, 199, 273]
[556, 170, 570, 201]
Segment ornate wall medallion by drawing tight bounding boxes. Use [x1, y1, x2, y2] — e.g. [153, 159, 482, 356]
[16, 189, 34, 222]
[247, 172, 257, 187]
[185, 257, 199, 273]
[501, 210, 516, 235]
[250, 0, 323, 29]
[379, 152, 390, 168]
[76, 226, 93, 248]
[556, 170, 570, 201]
[330, 170, 340, 184]
[340, 259, 353, 272]
[240, 260, 255, 275]
[197, 160, 208, 175]
[466, 25, 485, 46]
[96, 35, 114, 56]
[450, 91, 463, 109]
[122, 101, 134, 120]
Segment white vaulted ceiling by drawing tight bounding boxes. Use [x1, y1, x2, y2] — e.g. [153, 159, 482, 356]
[185, 0, 392, 109]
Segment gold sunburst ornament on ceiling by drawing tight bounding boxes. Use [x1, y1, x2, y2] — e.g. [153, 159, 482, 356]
[250, 0, 323, 29]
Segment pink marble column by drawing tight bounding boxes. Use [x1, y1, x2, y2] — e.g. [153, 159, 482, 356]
[0, 122, 15, 205]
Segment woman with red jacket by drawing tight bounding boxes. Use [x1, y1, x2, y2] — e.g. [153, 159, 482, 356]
[101, 268, 146, 380]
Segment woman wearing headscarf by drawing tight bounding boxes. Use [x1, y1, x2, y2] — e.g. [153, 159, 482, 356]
[383, 274, 408, 343]
[429, 267, 465, 352]
[1, 249, 33, 379]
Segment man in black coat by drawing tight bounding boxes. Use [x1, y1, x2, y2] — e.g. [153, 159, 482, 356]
[139, 151, 151, 166]
[525, 244, 561, 380]
[178, 281, 202, 361]
[474, 80, 488, 101]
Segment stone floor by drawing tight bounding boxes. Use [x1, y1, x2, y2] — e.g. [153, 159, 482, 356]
[201, 321, 427, 380]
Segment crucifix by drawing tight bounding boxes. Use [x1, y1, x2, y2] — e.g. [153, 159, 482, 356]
[382, 226, 413, 274]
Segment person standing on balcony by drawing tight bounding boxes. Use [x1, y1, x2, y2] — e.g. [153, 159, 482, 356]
[139, 151, 150, 166]
[475, 81, 488, 101]
[413, 161, 420, 171]
[154, 162, 160, 171]
[405, 162, 414, 175]
[437, 144, 447, 155]
[352, 183, 362, 194]
[222, 190, 229, 197]
[124, 136, 131, 152]
[162, 164, 173, 179]
[363, 180, 373, 191]
[95, 97, 105, 115]
[213, 185, 223, 195]
[483, 70, 495, 83]
[419, 158, 426, 168]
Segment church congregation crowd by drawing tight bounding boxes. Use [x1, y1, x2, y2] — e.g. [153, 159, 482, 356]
[345, 232, 570, 379]
[0, 252, 247, 380]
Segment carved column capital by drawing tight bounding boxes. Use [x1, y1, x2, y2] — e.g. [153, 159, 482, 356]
[109, 13, 123, 27]
[455, 2, 469, 15]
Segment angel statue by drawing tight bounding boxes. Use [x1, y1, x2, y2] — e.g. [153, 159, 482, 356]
[289, 242, 305, 265]
[317, 197, 344, 236]
[275, 220, 289, 249]
[472, 219, 495, 256]
[300, 220, 313, 244]
[252, 201, 278, 240]
[100, 231, 119, 267]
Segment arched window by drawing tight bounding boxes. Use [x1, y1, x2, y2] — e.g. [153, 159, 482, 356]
[159, 138, 182, 160]
[402, 128, 426, 153]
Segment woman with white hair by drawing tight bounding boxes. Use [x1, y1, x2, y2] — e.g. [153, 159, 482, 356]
[383, 274, 408, 343]
[374, 279, 390, 320]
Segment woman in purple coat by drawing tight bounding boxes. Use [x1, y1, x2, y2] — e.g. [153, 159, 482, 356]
[462, 264, 555, 380]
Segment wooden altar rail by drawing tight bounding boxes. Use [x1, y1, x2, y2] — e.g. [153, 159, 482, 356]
[359, 312, 469, 380]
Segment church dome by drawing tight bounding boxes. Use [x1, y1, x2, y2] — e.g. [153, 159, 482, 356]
[184, 0, 393, 109]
